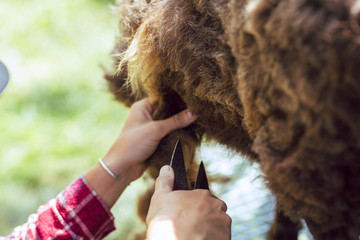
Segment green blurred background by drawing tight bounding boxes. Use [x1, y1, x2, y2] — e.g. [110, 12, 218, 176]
[0, 0, 147, 238]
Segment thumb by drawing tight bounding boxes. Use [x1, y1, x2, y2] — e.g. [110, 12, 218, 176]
[157, 109, 198, 137]
[154, 165, 175, 194]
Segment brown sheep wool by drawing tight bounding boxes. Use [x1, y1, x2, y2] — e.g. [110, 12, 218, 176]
[105, 0, 360, 239]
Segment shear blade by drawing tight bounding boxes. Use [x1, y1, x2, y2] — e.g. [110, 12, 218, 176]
[170, 139, 189, 190]
[194, 161, 209, 190]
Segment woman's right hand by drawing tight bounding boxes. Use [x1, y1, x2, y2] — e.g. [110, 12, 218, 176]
[146, 165, 232, 240]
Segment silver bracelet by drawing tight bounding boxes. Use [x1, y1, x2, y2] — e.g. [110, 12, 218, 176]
[98, 158, 120, 180]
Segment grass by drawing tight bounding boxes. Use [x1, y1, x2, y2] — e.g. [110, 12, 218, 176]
[0, 0, 145, 238]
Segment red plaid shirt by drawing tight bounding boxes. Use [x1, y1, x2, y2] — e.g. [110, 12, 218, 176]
[1, 177, 116, 240]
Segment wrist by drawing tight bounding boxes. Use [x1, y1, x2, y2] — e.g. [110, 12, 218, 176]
[101, 155, 139, 183]
[84, 160, 136, 208]
[98, 158, 120, 180]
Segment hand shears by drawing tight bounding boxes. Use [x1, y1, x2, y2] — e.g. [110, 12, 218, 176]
[170, 139, 209, 190]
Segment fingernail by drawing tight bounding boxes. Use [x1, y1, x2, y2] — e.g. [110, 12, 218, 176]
[160, 165, 171, 174]
[186, 110, 197, 120]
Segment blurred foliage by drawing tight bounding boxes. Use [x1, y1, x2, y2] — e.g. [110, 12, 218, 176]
[0, 0, 146, 238]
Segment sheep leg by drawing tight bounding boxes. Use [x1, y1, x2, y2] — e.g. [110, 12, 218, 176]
[266, 207, 301, 240]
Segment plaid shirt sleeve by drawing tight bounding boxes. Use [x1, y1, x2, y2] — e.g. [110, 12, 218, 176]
[1, 176, 116, 240]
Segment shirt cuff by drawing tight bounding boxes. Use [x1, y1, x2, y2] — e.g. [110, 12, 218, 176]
[55, 176, 116, 239]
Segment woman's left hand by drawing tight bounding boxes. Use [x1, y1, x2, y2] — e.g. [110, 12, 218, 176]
[102, 98, 198, 182]
[85, 98, 197, 208]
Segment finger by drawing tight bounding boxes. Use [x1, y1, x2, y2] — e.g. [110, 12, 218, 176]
[139, 97, 153, 114]
[220, 200, 228, 212]
[214, 197, 228, 212]
[154, 165, 175, 194]
[130, 98, 153, 118]
[157, 109, 198, 137]
[211, 196, 228, 212]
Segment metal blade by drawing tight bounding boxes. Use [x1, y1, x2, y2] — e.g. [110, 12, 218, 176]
[194, 161, 209, 190]
[170, 139, 189, 190]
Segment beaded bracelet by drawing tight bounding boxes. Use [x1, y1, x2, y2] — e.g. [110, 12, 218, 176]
[98, 158, 120, 180]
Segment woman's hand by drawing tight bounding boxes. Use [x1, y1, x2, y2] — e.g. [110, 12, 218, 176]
[85, 98, 197, 208]
[102, 98, 198, 182]
[146, 165, 232, 240]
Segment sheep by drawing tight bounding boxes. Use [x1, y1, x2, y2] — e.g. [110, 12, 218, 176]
[105, 0, 360, 239]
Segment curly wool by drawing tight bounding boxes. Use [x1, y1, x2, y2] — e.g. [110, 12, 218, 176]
[106, 0, 360, 239]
